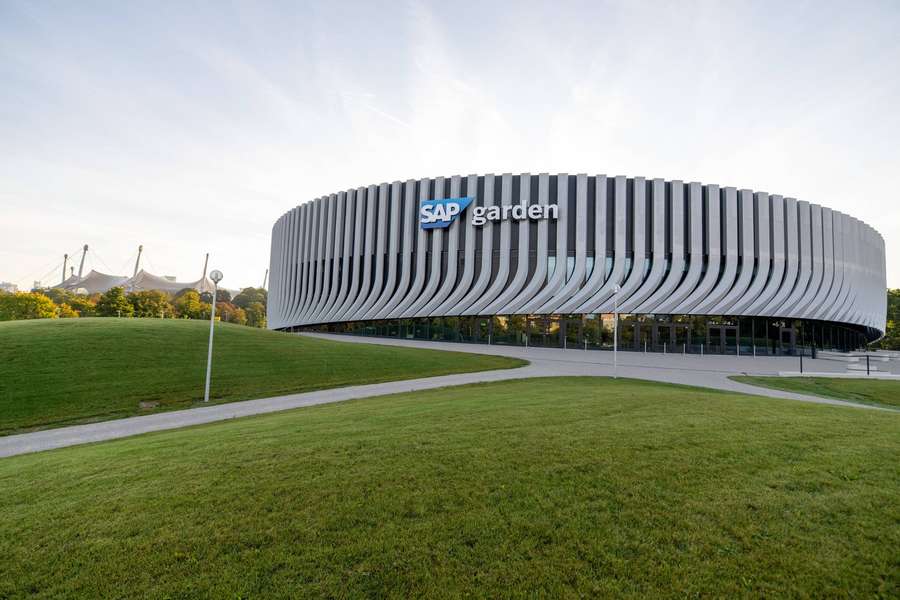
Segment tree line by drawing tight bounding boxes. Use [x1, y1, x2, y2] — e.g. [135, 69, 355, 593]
[0, 286, 268, 327]
[869, 289, 900, 350]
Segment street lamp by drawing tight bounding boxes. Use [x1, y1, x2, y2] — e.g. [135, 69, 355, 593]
[204, 269, 223, 403]
[613, 284, 620, 379]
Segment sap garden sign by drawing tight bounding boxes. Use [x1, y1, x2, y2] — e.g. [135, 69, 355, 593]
[420, 197, 474, 229]
[420, 197, 558, 229]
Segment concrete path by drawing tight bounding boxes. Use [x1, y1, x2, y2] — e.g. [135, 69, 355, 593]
[1, 334, 894, 459]
[304, 333, 899, 404]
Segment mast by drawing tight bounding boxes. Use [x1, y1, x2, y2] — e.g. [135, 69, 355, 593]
[77, 244, 88, 278]
[262, 268, 268, 289]
[133, 245, 143, 277]
[202, 253, 209, 279]
[62, 254, 68, 284]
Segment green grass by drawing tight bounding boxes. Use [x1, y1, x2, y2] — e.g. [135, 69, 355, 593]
[0, 318, 524, 435]
[1, 377, 897, 598]
[732, 375, 900, 409]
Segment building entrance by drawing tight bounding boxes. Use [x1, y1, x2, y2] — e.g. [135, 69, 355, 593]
[707, 325, 738, 354]
[779, 326, 796, 355]
[652, 324, 690, 352]
[562, 317, 582, 349]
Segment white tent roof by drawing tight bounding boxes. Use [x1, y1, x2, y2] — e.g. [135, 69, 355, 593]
[56, 270, 129, 295]
[54, 269, 214, 295]
[124, 270, 215, 294]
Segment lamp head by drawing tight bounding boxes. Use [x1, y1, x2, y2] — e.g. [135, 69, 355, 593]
[209, 269, 224, 284]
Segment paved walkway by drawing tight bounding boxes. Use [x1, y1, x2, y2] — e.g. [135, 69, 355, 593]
[1, 334, 893, 459]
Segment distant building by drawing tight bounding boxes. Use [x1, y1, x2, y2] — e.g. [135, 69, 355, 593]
[0, 281, 18, 293]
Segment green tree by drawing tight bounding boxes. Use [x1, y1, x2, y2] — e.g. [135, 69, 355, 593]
[233, 287, 267, 310]
[245, 301, 267, 328]
[42, 288, 77, 306]
[871, 289, 900, 350]
[201, 289, 232, 304]
[174, 290, 210, 320]
[0, 292, 59, 321]
[128, 290, 173, 318]
[96, 287, 134, 317]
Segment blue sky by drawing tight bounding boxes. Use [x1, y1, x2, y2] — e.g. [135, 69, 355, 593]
[1, 0, 899, 290]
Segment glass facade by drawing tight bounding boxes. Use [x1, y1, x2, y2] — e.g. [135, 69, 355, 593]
[294, 314, 869, 355]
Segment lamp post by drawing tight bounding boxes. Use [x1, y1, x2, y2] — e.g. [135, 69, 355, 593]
[613, 284, 620, 379]
[204, 269, 223, 403]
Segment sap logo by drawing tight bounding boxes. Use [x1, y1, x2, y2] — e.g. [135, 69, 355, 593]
[420, 197, 474, 229]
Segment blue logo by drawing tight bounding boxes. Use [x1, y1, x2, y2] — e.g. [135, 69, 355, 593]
[419, 197, 474, 229]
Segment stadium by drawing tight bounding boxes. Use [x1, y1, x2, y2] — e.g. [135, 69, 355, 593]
[267, 173, 887, 354]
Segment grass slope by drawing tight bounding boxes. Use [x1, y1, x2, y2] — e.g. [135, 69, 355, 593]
[732, 375, 900, 409]
[1, 377, 897, 598]
[0, 318, 524, 435]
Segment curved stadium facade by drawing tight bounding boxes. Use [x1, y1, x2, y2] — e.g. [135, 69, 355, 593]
[268, 174, 886, 354]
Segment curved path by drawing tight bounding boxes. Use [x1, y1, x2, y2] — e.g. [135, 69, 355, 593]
[0, 334, 890, 458]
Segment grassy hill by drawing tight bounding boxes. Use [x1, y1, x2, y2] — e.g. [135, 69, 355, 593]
[0, 318, 524, 435]
[0, 377, 897, 597]
[732, 375, 900, 409]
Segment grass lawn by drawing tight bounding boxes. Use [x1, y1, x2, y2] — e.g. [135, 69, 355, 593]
[732, 375, 900, 409]
[1, 377, 897, 598]
[0, 318, 524, 435]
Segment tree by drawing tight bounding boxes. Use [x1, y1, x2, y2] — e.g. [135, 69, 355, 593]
[233, 287, 267, 310]
[173, 290, 210, 320]
[42, 288, 77, 306]
[216, 301, 247, 325]
[173, 288, 197, 299]
[40, 288, 97, 317]
[128, 290, 173, 318]
[68, 295, 97, 317]
[57, 303, 80, 318]
[96, 287, 134, 317]
[245, 301, 267, 328]
[200, 289, 231, 304]
[0, 292, 58, 321]
[871, 289, 900, 350]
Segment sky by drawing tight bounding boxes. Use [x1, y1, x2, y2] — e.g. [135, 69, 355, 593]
[1, 0, 898, 291]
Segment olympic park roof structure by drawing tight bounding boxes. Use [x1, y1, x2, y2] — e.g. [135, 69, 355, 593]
[56, 269, 215, 295]
[52, 245, 215, 295]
